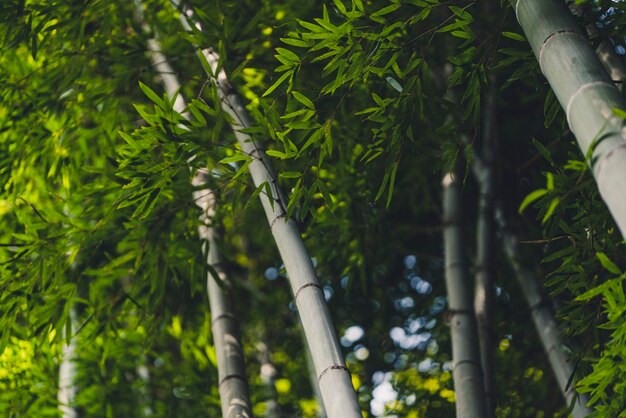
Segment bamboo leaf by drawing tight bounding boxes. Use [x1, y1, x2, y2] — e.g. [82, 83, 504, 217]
[219, 154, 250, 164]
[276, 47, 300, 64]
[333, 0, 348, 15]
[265, 150, 290, 159]
[386, 76, 403, 92]
[597, 252, 622, 275]
[386, 161, 399, 207]
[139, 82, 166, 109]
[280, 37, 311, 48]
[532, 137, 556, 167]
[501, 31, 526, 42]
[518, 188, 548, 213]
[375, 170, 390, 202]
[541, 197, 560, 224]
[292, 91, 315, 109]
[263, 71, 292, 97]
[246, 181, 268, 209]
[612, 108, 626, 119]
[279, 171, 302, 179]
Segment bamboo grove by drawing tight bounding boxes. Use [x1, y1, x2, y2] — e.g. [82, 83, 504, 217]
[1, 0, 626, 416]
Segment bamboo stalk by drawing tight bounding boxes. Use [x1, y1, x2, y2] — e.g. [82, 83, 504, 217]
[194, 180, 253, 418]
[172, 4, 362, 416]
[301, 326, 328, 418]
[58, 310, 78, 418]
[137, 6, 253, 416]
[442, 172, 488, 418]
[256, 341, 281, 418]
[474, 79, 497, 418]
[471, 155, 592, 417]
[512, 0, 626, 240]
[495, 209, 592, 418]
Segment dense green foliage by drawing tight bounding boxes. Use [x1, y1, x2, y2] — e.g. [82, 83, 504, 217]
[0, 0, 625, 416]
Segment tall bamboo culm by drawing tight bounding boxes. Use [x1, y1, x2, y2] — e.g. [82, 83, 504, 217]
[474, 80, 497, 418]
[138, 7, 253, 415]
[471, 154, 592, 417]
[513, 0, 626, 239]
[58, 310, 77, 418]
[173, 3, 362, 417]
[495, 209, 592, 418]
[442, 172, 488, 418]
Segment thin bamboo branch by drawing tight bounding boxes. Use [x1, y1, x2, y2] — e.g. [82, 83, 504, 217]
[442, 172, 488, 418]
[474, 79, 497, 418]
[172, 4, 362, 416]
[137, 5, 253, 416]
[513, 0, 626, 240]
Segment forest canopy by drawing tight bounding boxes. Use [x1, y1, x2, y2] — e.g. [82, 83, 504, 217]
[1, 0, 626, 417]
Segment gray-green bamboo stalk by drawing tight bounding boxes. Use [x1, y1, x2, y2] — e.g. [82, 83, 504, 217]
[139, 9, 253, 416]
[471, 155, 592, 417]
[474, 80, 497, 418]
[566, 0, 626, 86]
[58, 310, 77, 418]
[301, 327, 328, 418]
[513, 0, 626, 239]
[256, 341, 280, 418]
[173, 4, 362, 417]
[442, 172, 488, 418]
[194, 180, 253, 418]
[495, 209, 592, 417]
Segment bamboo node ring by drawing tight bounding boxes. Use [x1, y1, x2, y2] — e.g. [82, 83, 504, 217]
[294, 282, 323, 301]
[565, 80, 614, 128]
[317, 364, 349, 382]
[539, 30, 586, 74]
[219, 374, 247, 388]
[211, 313, 237, 326]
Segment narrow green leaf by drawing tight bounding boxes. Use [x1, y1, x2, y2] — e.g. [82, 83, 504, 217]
[219, 154, 250, 164]
[333, 0, 348, 15]
[279, 171, 302, 179]
[139, 82, 166, 109]
[263, 71, 291, 97]
[546, 172, 554, 191]
[276, 47, 300, 64]
[501, 31, 526, 42]
[532, 138, 556, 167]
[245, 181, 268, 209]
[266, 150, 290, 159]
[612, 107, 626, 119]
[371, 4, 400, 18]
[232, 159, 252, 181]
[541, 197, 560, 224]
[386, 76, 403, 92]
[386, 161, 399, 207]
[292, 91, 315, 109]
[597, 252, 622, 275]
[375, 170, 390, 202]
[518, 188, 548, 213]
[281, 37, 311, 47]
